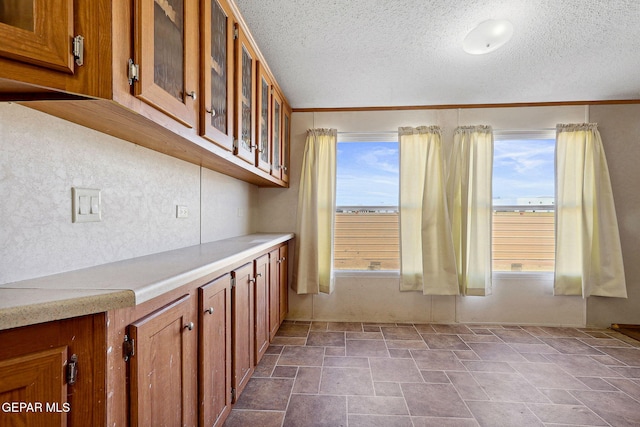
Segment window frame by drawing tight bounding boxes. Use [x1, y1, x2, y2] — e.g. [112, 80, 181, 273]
[492, 129, 556, 275]
[334, 133, 400, 273]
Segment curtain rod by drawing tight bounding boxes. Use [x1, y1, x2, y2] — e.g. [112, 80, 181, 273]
[337, 128, 556, 134]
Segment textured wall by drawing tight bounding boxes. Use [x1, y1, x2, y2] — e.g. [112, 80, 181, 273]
[0, 103, 256, 285]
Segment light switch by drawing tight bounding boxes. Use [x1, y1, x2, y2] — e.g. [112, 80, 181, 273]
[72, 187, 101, 223]
[79, 196, 90, 215]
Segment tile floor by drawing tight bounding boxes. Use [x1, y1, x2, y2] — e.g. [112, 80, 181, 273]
[223, 321, 640, 427]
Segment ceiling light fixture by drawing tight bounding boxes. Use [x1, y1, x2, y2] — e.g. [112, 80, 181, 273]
[463, 19, 514, 54]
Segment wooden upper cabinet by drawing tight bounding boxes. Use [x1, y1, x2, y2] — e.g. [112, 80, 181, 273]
[282, 103, 291, 183]
[133, 0, 198, 128]
[234, 24, 257, 165]
[270, 88, 283, 179]
[0, 0, 74, 73]
[128, 294, 197, 427]
[200, 0, 235, 151]
[256, 63, 272, 172]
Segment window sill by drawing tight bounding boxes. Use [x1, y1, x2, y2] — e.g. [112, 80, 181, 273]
[493, 271, 554, 281]
[334, 270, 400, 279]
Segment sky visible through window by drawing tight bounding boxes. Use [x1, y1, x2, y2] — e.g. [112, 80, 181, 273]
[335, 138, 555, 207]
[493, 138, 555, 205]
[336, 141, 398, 206]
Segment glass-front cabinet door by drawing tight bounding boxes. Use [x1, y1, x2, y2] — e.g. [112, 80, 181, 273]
[256, 63, 272, 173]
[281, 103, 291, 183]
[133, 0, 198, 128]
[234, 24, 257, 165]
[270, 89, 283, 179]
[0, 0, 75, 73]
[201, 0, 234, 151]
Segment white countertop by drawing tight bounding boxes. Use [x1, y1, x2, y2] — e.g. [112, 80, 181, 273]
[0, 233, 294, 331]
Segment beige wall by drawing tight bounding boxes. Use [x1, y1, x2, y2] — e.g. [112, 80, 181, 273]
[0, 103, 257, 285]
[587, 104, 640, 326]
[258, 104, 640, 327]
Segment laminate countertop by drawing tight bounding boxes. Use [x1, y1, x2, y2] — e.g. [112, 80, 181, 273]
[0, 233, 294, 331]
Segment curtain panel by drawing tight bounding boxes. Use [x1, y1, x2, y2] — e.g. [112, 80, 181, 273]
[447, 126, 494, 296]
[554, 123, 627, 298]
[398, 126, 459, 295]
[293, 128, 337, 295]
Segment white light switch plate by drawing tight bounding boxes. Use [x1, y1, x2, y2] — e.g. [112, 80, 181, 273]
[176, 205, 188, 218]
[72, 188, 101, 223]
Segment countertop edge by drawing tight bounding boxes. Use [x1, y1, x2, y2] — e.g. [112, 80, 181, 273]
[0, 233, 294, 331]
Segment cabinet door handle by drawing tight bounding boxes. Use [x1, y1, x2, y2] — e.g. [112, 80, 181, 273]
[280, 257, 286, 262]
[256, 273, 262, 277]
[186, 91, 197, 100]
[205, 307, 214, 315]
[206, 107, 216, 117]
[184, 322, 194, 331]
[248, 277, 256, 284]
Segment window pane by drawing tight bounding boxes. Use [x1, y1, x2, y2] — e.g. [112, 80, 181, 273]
[335, 142, 399, 271]
[492, 138, 555, 272]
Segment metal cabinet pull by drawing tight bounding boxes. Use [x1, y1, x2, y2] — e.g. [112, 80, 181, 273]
[206, 107, 216, 117]
[186, 91, 197, 100]
[205, 307, 214, 315]
[184, 322, 194, 331]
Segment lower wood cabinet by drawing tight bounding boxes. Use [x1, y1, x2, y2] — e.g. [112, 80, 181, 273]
[254, 254, 270, 364]
[127, 294, 197, 427]
[0, 314, 106, 427]
[199, 274, 233, 427]
[231, 262, 254, 401]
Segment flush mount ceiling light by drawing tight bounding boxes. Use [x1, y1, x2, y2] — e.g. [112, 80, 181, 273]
[463, 19, 514, 54]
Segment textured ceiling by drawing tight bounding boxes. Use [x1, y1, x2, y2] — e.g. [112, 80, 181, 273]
[233, 0, 640, 109]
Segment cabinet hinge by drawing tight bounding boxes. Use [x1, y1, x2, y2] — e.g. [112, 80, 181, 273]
[128, 59, 140, 86]
[231, 388, 237, 402]
[231, 277, 236, 288]
[72, 35, 84, 67]
[66, 354, 78, 385]
[232, 139, 239, 151]
[233, 25, 239, 40]
[123, 334, 135, 361]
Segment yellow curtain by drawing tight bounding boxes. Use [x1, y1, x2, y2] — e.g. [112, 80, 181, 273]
[399, 126, 458, 294]
[447, 126, 493, 296]
[293, 129, 337, 294]
[554, 123, 627, 298]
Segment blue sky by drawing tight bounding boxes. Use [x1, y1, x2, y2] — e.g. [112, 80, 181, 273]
[493, 138, 555, 204]
[336, 142, 399, 206]
[336, 139, 555, 207]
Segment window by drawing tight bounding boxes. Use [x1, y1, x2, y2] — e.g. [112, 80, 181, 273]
[334, 138, 399, 271]
[492, 134, 555, 272]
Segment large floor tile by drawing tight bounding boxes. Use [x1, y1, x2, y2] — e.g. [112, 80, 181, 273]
[370, 358, 421, 383]
[283, 394, 347, 427]
[401, 383, 471, 418]
[465, 401, 543, 427]
[233, 377, 293, 410]
[222, 410, 284, 427]
[571, 389, 640, 426]
[346, 339, 389, 357]
[319, 367, 374, 395]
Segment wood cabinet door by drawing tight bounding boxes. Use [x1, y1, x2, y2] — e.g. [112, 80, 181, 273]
[234, 24, 257, 165]
[200, 0, 235, 151]
[128, 294, 197, 427]
[199, 274, 232, 427]
[231, 262, 254, 401]
[268, 248, 280, 340]
[270, 88, 283, 180]
[0, 0, 74, 73]
[279, 244, 289, 322]
[254, 254, 270, 364]
[133, 0, 198, 127]
[282, 103, 292, 183]
[0, 346, 68, 426]
[256, 63, 272, 173]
